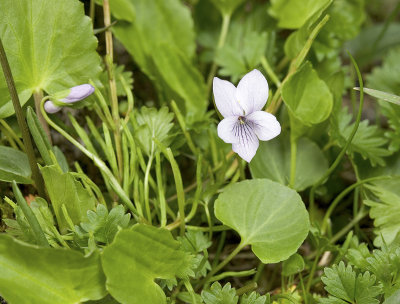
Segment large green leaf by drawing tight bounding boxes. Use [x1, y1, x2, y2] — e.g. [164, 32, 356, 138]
[269, 0, 330, 29]
[0, 146, 31, 184]
[101, 224, 194, 304]
[282, 62, 333, 125]
[250, 135, 328, 191]
[0, 0, 101, 118]
[40, 165, 96, 233]
[112, 0, 207, 121]
[214, 179, 310, 263]
[0, 234, 106, 304]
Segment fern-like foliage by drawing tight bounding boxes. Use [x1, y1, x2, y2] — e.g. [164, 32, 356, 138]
[320, 261, 381, 304]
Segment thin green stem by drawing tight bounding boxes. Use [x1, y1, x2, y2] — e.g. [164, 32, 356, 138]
[289, 130, 297, 188]
[309, 53, 364, 215]
[0, 37, 46, 198]
[0, 119, 24, 151]
[207, 13, 231, 97]
[236, 282, 258, 296]
[196, 241, 245, 290]
[11, 181, 49, 247]
[209, 269, 256, 283]
[144, 145, 155, 224]
[40, 97, 138, 217]
[321, 176, 391, 234]
[260, 56, 281, 87]
[155, 152, 167, 227]
[33, 91, 51, 143]
[330, 210, 368, 244]
[103, 0, 123, 180]
[183, 279, 198, 304]
[305, 250, 321, 294]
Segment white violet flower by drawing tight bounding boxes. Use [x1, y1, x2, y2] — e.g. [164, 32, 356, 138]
[213, 69, 281, 162]
[44, 84, 95, 113]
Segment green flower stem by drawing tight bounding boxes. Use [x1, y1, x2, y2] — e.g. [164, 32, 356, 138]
[309, 53, 364, 216]
[155, 152, 167, 227]
[157, 140, 186, 235]
[0, 37, 46, 198]
[39, 97, 139, 217]
[289, 127, 298, 188]
[0, 119, 24, 151]
[320, 177, 390, 234]
[236, 282, 258, 296]
[185, 225, 230, 232]
[252, 262, 265, 284]
[103, 0, 123, 180]
[183, 279, 198, 304]
[207, 13, 231, 97]
[195, 241, 246, 290]
[266, 15, 330, 114]
[305, 250, 322, 294]
[329, 209, 368, 244]
[12, 181, 49, 247]
[209, 269, 256, 283]
[260, 55, 281, 87]
[171, 100, 198, 155]
[144, 142, 155, 224]
[33, 90, 51, 143]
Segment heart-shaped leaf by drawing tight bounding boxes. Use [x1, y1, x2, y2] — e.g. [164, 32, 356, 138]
[101, 224, 194, 304]
[0, 234, 106, 304]
[250, 135, 328, 191]
[282, 62, 333, 125]
[214, 179, 310, 263]
[0, 0, 101, 117]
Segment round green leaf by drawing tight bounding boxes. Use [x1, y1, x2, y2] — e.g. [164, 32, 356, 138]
[0, 0, 101, 117]
[0, 146, 32, 184]
[250, 135, 328, 191]
[282, 62, 333, 125]
[214, 179, 310, 263]
[0, 234, 106, 304]
[101, 224, 194, 304]
[282, 253, 305, 276]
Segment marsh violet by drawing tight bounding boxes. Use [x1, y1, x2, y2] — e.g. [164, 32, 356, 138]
[44, 84, 95, 113]
[213, 69, 281, 162]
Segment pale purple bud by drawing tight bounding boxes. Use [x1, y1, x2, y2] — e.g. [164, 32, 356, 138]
[44, 84, 95, 113]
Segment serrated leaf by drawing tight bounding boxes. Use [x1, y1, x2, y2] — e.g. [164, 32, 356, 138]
[364, 183, 400, 246]
[178, 230, 212, 254]
[320, 262, 381, 304]
[250, 135, 328, 191]
[331, 107, 391, 166]
[214, 179, 310, 263]
[282, 62, 333, 125]
[269, 0, 330, 29]
[40, 165, 96, 233]
[240, 292, 269, 304]
[0, 146, 32, 184]
[75, 204, 131, 246]
[135, 106, 174, 156]
[101, 224, 195, 304]
[201, 282, 238, 304]
[0, 0, 101, 117]
[0, 234, 106, 304]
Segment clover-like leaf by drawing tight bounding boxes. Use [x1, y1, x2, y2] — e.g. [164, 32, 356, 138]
[214, 179, 310, 263]
[0, 234, 106, 304]
[101, 224, 195, 304]
[0, 0, 101, 117]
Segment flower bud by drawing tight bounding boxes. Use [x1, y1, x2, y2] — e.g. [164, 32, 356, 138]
[44, 84, 95, 113]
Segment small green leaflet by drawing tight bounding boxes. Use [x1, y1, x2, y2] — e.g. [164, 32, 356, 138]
[201, 282, 238, 304]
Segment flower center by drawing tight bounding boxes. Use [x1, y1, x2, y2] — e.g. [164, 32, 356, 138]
[238, 116, 246, 125]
